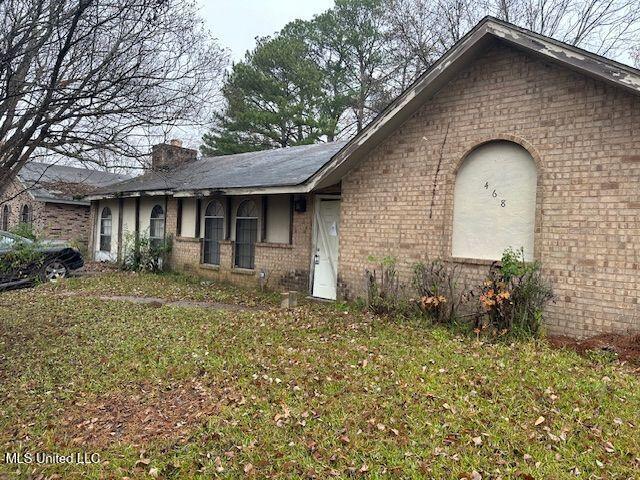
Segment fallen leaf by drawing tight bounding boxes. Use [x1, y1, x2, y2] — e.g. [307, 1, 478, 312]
[135, 458, 151, 467]
[534, 416, 545, 426]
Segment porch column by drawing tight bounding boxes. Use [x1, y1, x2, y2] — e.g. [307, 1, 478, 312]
[87, 201, 98, 259]
[134, 197, 140, 257]
[117, 197, 124, 262]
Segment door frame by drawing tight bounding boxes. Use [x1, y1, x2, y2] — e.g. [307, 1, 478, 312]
[309, 194, 341, 299]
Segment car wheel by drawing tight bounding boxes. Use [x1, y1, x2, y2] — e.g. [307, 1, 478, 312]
[41, 259, 68, 282]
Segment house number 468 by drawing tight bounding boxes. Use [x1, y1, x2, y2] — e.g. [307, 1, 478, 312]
[484, 182, 506, 207]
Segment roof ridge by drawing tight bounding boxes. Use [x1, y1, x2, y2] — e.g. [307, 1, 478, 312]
[198, 139, 350, 163]
[22, 161, 129, 177]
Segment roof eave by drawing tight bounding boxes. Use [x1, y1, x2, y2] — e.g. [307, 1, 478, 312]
[306, 17, 640, 191]
[86, 183, 313, 201]
[84, 190, 168, 201]
[37, 196, 91, 206]
[486, 21, 640, 94]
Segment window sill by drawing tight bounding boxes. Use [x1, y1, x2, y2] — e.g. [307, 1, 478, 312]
[231, 267, 256, 276]
[449, 256, 496, 266]
[256, 242, 293, 249]
[176, 236, 200, 243]
[199, 263, 220, 271]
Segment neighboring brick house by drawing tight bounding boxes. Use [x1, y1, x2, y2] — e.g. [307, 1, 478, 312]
[0, 162, 129, 246]
[88, 17, 640, 338]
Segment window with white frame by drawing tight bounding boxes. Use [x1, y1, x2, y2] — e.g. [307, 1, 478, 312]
[149, 205, 165, 249]
[99, 207, 112, 252]
[451, 141, 537, 261]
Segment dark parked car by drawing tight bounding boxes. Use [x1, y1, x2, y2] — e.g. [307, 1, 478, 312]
[0, 231, 84, 289]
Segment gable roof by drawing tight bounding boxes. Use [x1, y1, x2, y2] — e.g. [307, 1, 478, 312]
[307, 16, 640, 190]
[18, 162, 131, 205]
[88, 141, 348, 198]
[88, 16, 640, 200]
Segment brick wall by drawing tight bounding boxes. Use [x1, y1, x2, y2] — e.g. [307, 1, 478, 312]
[1, 178, 92, 247]
[339, 42, 640, 339]
[41, 202, 91, 246]
[167, 195, 314, 292]
[1, 180, 47, 235]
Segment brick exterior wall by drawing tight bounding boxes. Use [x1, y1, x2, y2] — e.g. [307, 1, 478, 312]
[338, 42, 640, 339]
[166, 195, 314, 292]
[1, 180, 41, 232]
[40, 202, 91, 247]
[1, 178, 92, 247]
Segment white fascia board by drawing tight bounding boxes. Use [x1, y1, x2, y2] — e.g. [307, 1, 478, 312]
[173, 184, 311, 197]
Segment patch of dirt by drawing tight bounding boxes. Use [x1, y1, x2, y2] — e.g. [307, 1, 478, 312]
[548, 333, 640, 365]
[74, 261, 120, 275]
[58, 380, 244, 447]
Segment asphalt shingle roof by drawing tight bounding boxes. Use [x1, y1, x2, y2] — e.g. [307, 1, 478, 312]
[18, 162, 131, 205]
[92, 141, 349, 196]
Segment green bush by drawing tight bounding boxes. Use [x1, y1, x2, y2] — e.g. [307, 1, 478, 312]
[9, 222, 37, 240]
[479, 248, 554, 338]
[0, 237, 44, 280]
[121, 230, 172, 272]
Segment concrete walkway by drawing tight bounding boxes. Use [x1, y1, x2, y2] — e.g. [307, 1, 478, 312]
[54, 291, 257, 312]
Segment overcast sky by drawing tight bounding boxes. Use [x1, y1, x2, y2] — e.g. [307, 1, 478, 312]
[198, 0, 335, 61]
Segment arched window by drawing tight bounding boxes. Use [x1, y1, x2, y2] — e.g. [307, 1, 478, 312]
[235, 200, 258, 269]
[203, 200, 224, 265]
[452, 141, 537, 261]
[99, 207, 112, 252]
[1, 205, 9, 230]
[20, 204, 31, 225]
[149, 205, 165, 249]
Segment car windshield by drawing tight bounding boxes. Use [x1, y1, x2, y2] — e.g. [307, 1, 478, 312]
[0, 231, 32, 247]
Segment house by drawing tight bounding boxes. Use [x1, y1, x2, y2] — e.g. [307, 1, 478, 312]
[0, 162, 129, 246]
[87, 17, 640, 339]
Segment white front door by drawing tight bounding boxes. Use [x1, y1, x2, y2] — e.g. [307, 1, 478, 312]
[312, 198, 340, 300]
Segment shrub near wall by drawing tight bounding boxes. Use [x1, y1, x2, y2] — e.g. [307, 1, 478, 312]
[478, 248, 554, 338]
[121, 231, 173, 273]
[365, 249, 554, 339]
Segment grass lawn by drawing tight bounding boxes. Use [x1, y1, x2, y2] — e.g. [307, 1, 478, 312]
[1, 272, 639, 479]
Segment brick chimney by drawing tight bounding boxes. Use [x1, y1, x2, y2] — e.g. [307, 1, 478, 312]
[151, 139, 197, 171]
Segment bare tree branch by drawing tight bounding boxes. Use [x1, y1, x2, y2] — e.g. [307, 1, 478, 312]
[0, 0, 228, 195]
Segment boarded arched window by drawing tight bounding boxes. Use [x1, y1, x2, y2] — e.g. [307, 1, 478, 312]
[99, 207, 112, 252]
[235, 200, 258, 269]
[20, 204, 31, 225]
[452, 141, 537, 261]
[1, 205, 9, 230]
[203, 200, 224, 265]
[149, 205, 165, 249]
